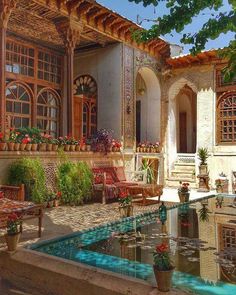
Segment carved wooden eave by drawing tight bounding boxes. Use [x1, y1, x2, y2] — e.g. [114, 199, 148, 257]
[0, 0, 18, 28]
[29, 0, 170, 59]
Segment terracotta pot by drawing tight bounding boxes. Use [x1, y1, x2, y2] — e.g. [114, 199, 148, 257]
[136, 147, 140, 153]
[156, 147, 160, 153]
[38, 143, 46, 151]
[47, 200, 54, 208]
[25, 144, 32, 151]
[20, 143, 26, 151]
[14, 143, 20, 151]
[81, 145, 86, 152]
[199, 164, 208, 175]
[70, 145, 76, 152]
[0, 142, 6, 151]
[64, 145, 71, 152]
[86, 145, 91, 152]
[151, 148, 155, 153]
[52, 144, 58, 152]
[31, 144, 38, 151]
[112, 146, 116, 152]
[47, 143, 53, 151]
[153, 266, 174, 292]
[75, 145, 81, 152]
[53, 199, 60, 207]
[5, 232, 21, 252]
[7, 142, 15, 151]
[119, 205, 133, 218]
[178, 192, 190, 203]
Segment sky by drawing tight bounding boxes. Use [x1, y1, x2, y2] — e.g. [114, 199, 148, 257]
[97, 0, 234, 54]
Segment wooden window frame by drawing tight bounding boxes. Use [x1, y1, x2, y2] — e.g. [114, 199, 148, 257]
[216, 91, 236, 145]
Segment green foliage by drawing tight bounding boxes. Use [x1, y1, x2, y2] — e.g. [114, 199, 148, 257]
[141, 159, 155, 184]
[129, 0, 236, 80]
[16, 127, 42, 143]
[8, 158, 46, 204]
[57, 161, 93, 205]
[197, 147, 209, 165]
[199, 204, 210, 222]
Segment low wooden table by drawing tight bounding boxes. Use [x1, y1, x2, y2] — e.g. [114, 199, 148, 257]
[0, 197, 43, 237]
[128, 184, 163, 206]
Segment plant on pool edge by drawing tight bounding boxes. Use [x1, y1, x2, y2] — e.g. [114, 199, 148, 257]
[153, 243, 174, 271]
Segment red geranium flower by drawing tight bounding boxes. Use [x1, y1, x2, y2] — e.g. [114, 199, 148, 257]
[156, 243, 168, 253]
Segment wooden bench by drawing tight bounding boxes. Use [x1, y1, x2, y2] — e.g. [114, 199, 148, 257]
[92, 166, 147, 204]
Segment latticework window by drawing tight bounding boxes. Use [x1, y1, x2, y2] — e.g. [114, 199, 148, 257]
[74, 75, 97, 138]
[38, 50, 62, 84]
[216, 70, 236, 88]
[6, 82, 32, 128]
[37, 89, 60, 137]
[6, 40, 34, 77]
[217, 91, 236, 143]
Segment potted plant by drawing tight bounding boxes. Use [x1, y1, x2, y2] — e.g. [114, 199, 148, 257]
[92, 129, 113, 154]
[7, 128, 18, 151]
[5, 213, 22, 252]
[178, 182, 190, 203]
[45, 192, 55, 208]
[70, 137, 78, 151]
[80, 137, 86, 151]
[112, 139, 122, 152]
[153, 243, 174, 292]
[44, 134, 53, 151]
[0, 132, 6, 151]
[215, 172, 229, 193]
[154, 142, 160, 153]
[52, 138, 59, 151]
[199, 203, 210, 222]
[38, 134, 47, 151]
[54, 191, 62, 207]
[63, 136, 71, 152]
[118, 191, 133, 218]
[20, 135, 31, 151]
[75, 139, 81, 151]
[198, 147, 209, 175]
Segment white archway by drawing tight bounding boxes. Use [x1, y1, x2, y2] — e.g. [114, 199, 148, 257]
[136, 67, 161, 143]
[167, 78, 197, 172]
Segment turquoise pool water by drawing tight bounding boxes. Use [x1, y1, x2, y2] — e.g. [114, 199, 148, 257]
[31, 195, 236, 295]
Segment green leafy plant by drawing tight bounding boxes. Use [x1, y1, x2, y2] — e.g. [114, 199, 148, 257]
[17, 127, 41, 144]
[8, 158, 46, 204]
[141, 159, 155, 184]
[6, 213, 22, 235]
[197, 147, 209, 165]
[57, 161, 93, 205]
[153, 243, 173, 271]
[199, 204, 210, 222]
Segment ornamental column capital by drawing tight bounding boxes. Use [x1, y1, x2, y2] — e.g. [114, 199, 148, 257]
[0, 0, 18, 29]
[56, 20, 84, 54]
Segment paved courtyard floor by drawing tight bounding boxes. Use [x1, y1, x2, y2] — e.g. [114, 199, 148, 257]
[0, 188, 216, 295]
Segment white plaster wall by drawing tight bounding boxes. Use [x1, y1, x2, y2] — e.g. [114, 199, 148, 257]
[74, 44, 122, 139]
[137, 67, 161, 143]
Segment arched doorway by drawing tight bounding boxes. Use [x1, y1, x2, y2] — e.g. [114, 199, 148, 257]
[176, 85, 197, 153]
[136, 67, 161, 144]
[73, 75, 97, 139]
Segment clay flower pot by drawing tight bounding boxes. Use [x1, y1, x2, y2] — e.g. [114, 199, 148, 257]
[75, 145, 81, 152]
[153, 266, 174, 292]
[14, 143, 20, 151]
[52, 144, 58, 152]
[25, 143, 32, 151]
[31, 144, 38, 151]
[5, 232, 21, 252]
[136, 147, 140, 153]
[70, 145, 76, 152]
[38, 143, 46, 151]
[119, 205, 133, 218]
[80, 145, 86, 152]
[7, 142, 15, 151]
[64, 145, 70, 152]
[86, 145, 91, 152]
[53, 199, 60, 207]
[47, 143, 53, 151]
[20, 143, 26, 151]
[199, 164, 208, 175]
[178, 192, 190, 203]
[0, 142, 6, 151]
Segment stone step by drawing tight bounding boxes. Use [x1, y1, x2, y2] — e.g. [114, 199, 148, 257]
[174, 162, 195, 169]
[166, 178, 198, 189]
[171, 171, 195, 179]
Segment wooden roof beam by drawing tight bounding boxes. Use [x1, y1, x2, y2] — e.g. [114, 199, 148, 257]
[94, 12, 111, 30]
[67, 0, 84, 15]
[76, 1, 94, 19]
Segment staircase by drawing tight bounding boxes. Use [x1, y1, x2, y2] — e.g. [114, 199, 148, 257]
[166, 154, 197, 188]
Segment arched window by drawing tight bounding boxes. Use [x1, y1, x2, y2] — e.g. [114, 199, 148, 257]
[217, 91, 236, 143]
[37, 88, 60, 137]
[6, 82, 32, 128]
[73, 75, 97, 138]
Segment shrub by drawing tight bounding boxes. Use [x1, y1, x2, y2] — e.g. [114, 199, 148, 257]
[57, 161, 93, 205]
[8, 158, 46, 204]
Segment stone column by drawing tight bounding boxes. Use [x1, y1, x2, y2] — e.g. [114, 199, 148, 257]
[0, 0, 18, 132]
[56, 20, 83, 136]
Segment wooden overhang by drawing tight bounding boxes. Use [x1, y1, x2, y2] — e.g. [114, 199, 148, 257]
[8, 0, 170, 57]
[166, 50, 224, 69]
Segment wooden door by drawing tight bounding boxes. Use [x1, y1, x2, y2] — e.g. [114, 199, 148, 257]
[179, 112, 187, 153]
[74, 96, 82, 139]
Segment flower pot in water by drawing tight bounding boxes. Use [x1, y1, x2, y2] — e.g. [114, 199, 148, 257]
[31, 144, 38, 151]
[5, 232, 21, 252]
[7, 142, 15, 151]
[25, 143, 32, 151]
[39, 143, 46, 151]
[119, 205, 133, 218]
[64, 145, 70, 152]
[52, 144, 58, 152]
[47, 144, 53, 151]
[14, 143, 20, 151]
[20, 143, 26, 151]
[70, 145, 76, 152]
[0, 142, 6, 151]
[153, 266, 174, 292]
[178, 192, 190, 203]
